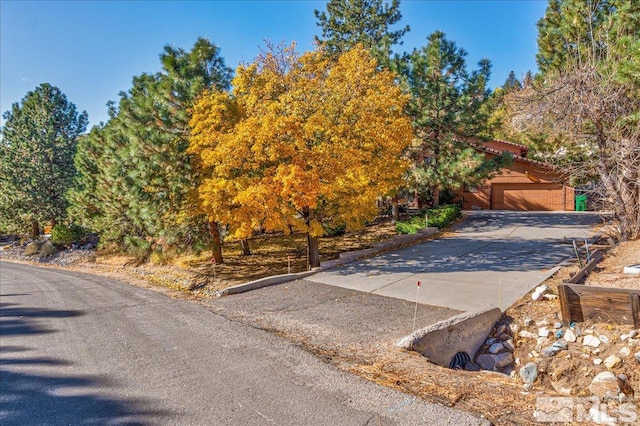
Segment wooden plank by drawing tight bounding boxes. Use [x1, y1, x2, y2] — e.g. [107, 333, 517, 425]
[565, 250, 604, 284]
[630, 293, 640, 329]
[558, 284, 640, 326]
[558, 284, 572, 325]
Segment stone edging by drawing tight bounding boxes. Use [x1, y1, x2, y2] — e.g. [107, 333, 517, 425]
[215, 227, 440, 297]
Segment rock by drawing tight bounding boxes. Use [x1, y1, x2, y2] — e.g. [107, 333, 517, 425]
[554, 322, 563, 329]
[574, 326, 582, 337]
[524, 318, 534, 327]
[464, 362, 481, 372]
[589, 407, 618, 424]
[485, 337, 497, 346]
[620, 334, 629, 342]
[552, 339, 568, 350]
[476, 353, 514, 371]
[599, 335, 611, 345]
[499, 333, 511, 341]
[620, 346, 631, 357]
[550, 380, 574, 396]
[629, 330, 638, 338]
[536, 319, 550, 326]
[594, 358, 603, 365]
[589, 372, 620, 398]
[583, 335, 602, 347]
[496, 324, 507, 335]
[519, 330, 537, 339]
[509, 323, 520, 334]
[603, 355, 622, 369]
[503, 339, 515, 351]
[539, 327, 550, 337]
[519, 362, 538, 384]
[489, 343, 504, 354]
[635, 352, 640, 363]
[564, 328, 577, 343]
[531, 291, 544, 301]
[542, 346, 561, 357]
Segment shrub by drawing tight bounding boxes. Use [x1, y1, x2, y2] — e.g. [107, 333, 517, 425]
[51, 224, 86, 246]
[124, 236, 152, 262]
[396, 204, 461, 234]
[323, 223, 347, 237]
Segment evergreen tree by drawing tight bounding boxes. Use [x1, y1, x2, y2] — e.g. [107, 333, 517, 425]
[69, 38, 232, 257]
[502, 70, 522, 92]
[404, 31, 504, 207]
[314, 0, 409, 65]
[0, 83, 87, 235]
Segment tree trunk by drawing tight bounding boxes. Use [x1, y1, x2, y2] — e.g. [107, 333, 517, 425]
[31, 220, 40, 238]
[209, 222, 224, 264]
[391, 196, 400, 222]
[240, 238, 251, 256]
[432, 187, 441, 208]
[307, 233, 320, 269]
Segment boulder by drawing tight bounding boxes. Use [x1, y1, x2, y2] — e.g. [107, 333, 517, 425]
[519, 362, 538, 384]
[589, 372, 620, 398]
[489, 342, 504, 354]
[603, 355, 622, 369]
[583, 335, 601, 348]
[476, 352, 514, 371]
[564, 328, 577, 343]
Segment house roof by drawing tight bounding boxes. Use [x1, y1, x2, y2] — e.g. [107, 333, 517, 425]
[464, 139, 559, 171]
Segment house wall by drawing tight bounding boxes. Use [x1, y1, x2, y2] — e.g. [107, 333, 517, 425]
[461, 153, 575, 211]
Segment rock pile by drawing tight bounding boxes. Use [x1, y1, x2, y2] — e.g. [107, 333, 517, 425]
[468, 320, 519, 375]
[0, 236, 97, 266]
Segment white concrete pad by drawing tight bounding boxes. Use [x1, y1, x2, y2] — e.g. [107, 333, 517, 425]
[309, 211, 601, 312]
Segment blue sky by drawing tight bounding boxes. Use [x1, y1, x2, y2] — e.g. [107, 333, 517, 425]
[1, 0, 548, 128]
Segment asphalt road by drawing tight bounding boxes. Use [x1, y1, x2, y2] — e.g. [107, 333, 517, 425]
[0, 261, 487, 425]
[308, 211, 601, 311]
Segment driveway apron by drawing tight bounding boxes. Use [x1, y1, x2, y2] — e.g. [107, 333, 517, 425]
[308, 211, 601, 312]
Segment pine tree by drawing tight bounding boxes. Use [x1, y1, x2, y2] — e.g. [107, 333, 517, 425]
[314, 0, 409, 65]
[0, 83, 87, 235]
[502, 71, 522, 92]
[403, 31, 503, 207]
[69, 38, 232, 257]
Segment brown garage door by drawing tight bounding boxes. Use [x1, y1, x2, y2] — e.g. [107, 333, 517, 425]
[491, 183, 566, 211]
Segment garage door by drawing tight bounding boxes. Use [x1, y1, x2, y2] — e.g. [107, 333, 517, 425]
[491, 183, 566, 211]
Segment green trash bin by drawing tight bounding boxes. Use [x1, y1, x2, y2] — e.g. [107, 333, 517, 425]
[575, 194, 587, 211]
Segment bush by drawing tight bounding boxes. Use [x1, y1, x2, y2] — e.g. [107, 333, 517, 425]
[51, 224, 86, 246]
[396, 204, 461, 234]
[323, 223, 347, 237]
[124, 236, 152, 262]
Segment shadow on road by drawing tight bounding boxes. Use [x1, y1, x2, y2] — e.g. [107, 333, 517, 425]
[0, 304, 172, 425]
[0, 302, 84, 336]
[0, 366, 168, 426]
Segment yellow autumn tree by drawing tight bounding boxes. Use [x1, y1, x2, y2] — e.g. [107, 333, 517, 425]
[189, 44, 413, 267]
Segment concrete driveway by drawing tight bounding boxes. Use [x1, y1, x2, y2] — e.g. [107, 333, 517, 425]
[308, 211, 602, 312]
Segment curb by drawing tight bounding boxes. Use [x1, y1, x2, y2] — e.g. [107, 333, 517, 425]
[215, 227, 440, 297]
